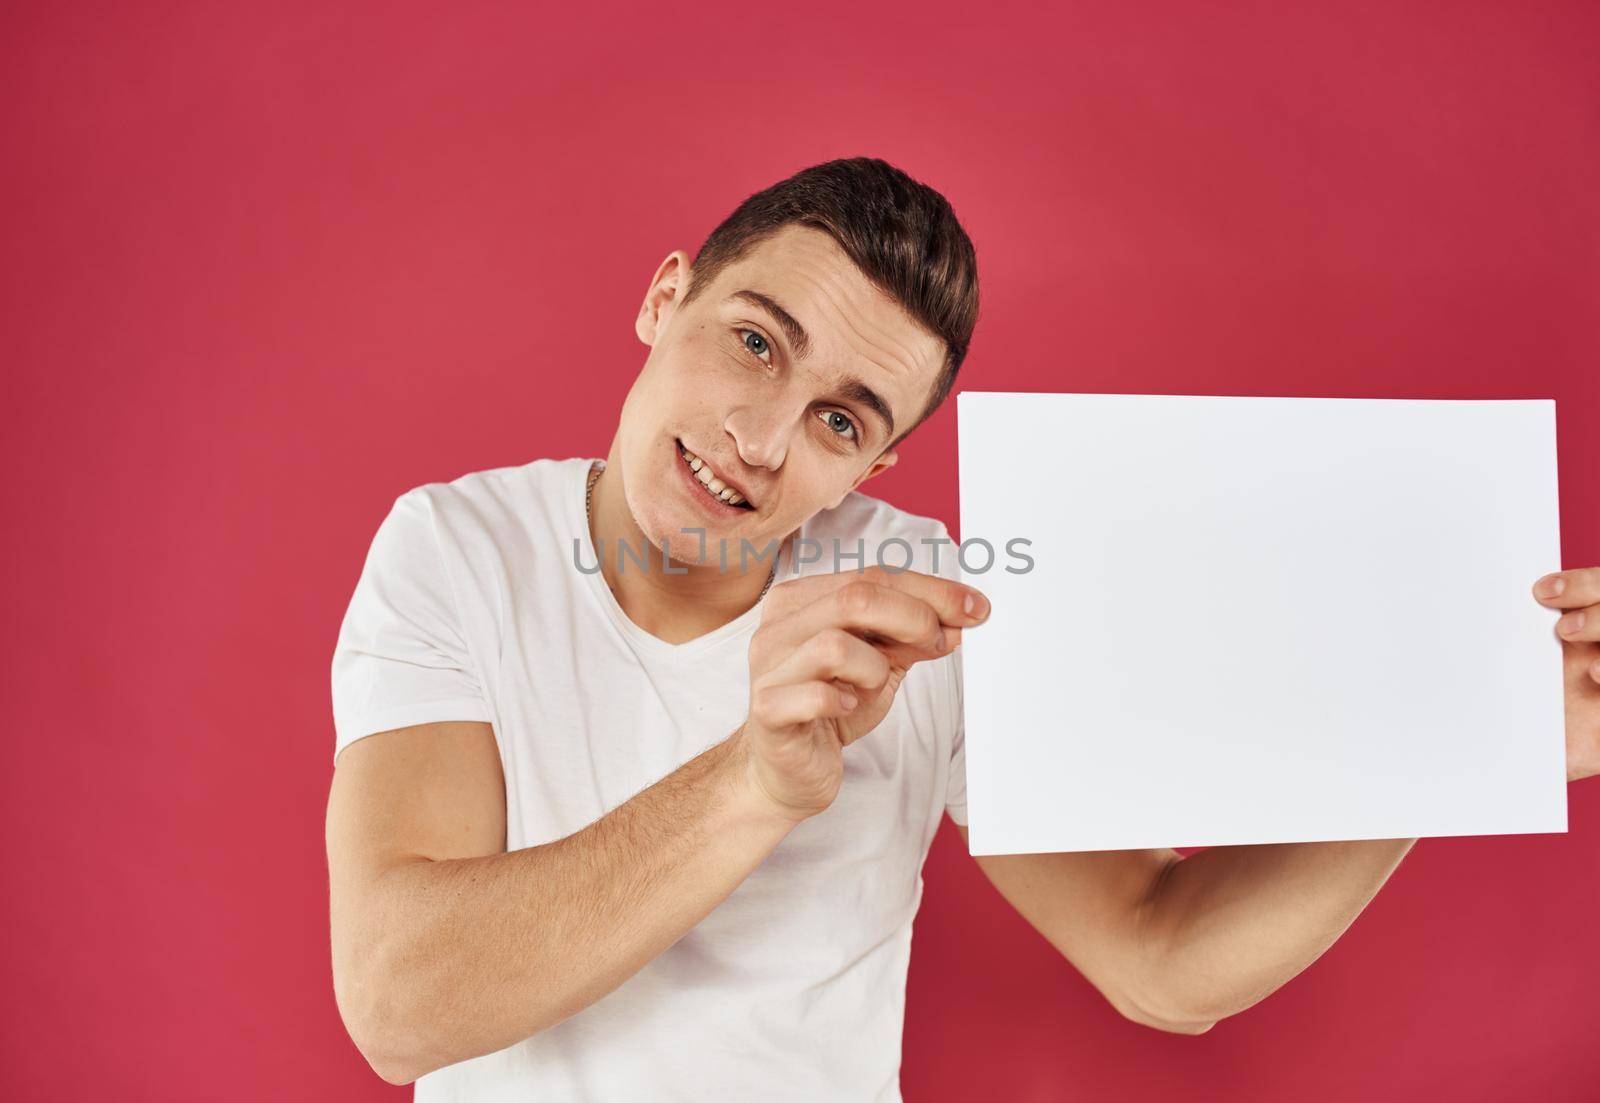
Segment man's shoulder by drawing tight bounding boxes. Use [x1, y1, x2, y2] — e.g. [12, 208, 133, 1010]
[803, 489, 957, 580]
[383, 456, 586, 551]
[815, 487, 949, 541]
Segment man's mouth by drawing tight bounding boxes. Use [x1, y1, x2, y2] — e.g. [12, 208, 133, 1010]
[676, 440, 754, 510]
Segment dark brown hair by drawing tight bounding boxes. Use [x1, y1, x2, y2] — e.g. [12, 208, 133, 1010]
[679, 157, 979, 451]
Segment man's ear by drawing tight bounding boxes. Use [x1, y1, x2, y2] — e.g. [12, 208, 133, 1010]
[636, 249, 693, 346]
[832, 450, 898, 508]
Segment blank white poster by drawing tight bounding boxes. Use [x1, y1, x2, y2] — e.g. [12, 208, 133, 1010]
[956, 391, 1566, 856]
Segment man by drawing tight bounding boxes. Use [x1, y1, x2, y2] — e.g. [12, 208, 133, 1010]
[325, 157, 1600, 1099]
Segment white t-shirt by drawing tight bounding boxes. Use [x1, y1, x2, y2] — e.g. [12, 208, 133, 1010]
[331, 456, 969, 1102]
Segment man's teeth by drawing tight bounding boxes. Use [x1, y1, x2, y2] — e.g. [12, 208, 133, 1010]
[678, 444, 747, 506]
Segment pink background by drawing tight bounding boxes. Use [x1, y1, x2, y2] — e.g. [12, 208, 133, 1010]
[4, 2, 1597, 1099]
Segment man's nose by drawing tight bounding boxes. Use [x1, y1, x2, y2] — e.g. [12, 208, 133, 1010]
[724, 402, 796, 470]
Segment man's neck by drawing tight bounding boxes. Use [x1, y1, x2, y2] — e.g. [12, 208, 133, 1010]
[588, 456, 792, 645]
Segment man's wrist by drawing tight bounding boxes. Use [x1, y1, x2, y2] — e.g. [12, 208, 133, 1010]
[715, 725, 812, 832]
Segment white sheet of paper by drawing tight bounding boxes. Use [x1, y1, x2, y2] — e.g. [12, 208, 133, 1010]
[956, 391, 1566, 856]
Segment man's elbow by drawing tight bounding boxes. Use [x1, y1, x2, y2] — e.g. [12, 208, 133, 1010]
[1121, 1001, 1219, 1035]
[334, 966, 440, 1086]
[342, 1005, 428, 1085]
[330, 997, 415, 1085]
[1136, 1011, 1219, 1035]
[1111, 985, 1220, 1036]
[361, 1046, 422, 1088]
[335, 967, 567, 1085]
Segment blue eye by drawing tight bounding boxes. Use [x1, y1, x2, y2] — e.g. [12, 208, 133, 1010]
[818, 409, 859, 442]
[740, 329, 770, 361]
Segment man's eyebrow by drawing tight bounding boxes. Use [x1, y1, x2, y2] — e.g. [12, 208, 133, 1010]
[726, 289, 811, 360]
[838, 378, 895, 441]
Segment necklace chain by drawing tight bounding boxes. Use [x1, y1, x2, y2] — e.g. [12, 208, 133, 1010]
[585, 460, 776, 601]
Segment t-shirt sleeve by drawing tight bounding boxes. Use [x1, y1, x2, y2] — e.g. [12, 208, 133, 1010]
[330, 489, 492, 763]
[945, 643, 969, 827]
[926, 519, 968, 828]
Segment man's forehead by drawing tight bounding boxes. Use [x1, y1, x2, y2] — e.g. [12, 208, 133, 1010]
[721, 227, 907, 332]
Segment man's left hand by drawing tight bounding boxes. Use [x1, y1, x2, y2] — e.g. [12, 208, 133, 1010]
[1533, 567, 1600, 782]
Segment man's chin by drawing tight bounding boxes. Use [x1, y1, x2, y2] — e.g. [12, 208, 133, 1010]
[628, 511, 705, 565]
[638, 514, 779, 574]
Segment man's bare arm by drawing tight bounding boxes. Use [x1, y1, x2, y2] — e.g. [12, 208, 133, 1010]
[953, 827, 1202, 1031]
[955, 823, 1415, 1031]
[326, 567, 987, 1085]
[1130, 835, 1417, 1024]
[327, 720, 795, 1086]
[947, 826, 1414, 1030]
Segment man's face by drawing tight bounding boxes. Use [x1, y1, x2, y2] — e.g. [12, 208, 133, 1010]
[614, 224, 947, 566]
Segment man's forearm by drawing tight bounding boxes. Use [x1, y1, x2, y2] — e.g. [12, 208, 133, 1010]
[1135, 837, 1417, 1024]
[348, 729, 796, 1083]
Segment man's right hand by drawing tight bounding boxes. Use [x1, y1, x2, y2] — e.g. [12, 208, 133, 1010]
[734, 565, 990, 822]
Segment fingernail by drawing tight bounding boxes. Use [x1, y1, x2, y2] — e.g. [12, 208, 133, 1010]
[1537, 574, 1565, 598]
[840, 691, 858, 710]
[964, 592, 990, 621]
[1559, 612, 1584, 635]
